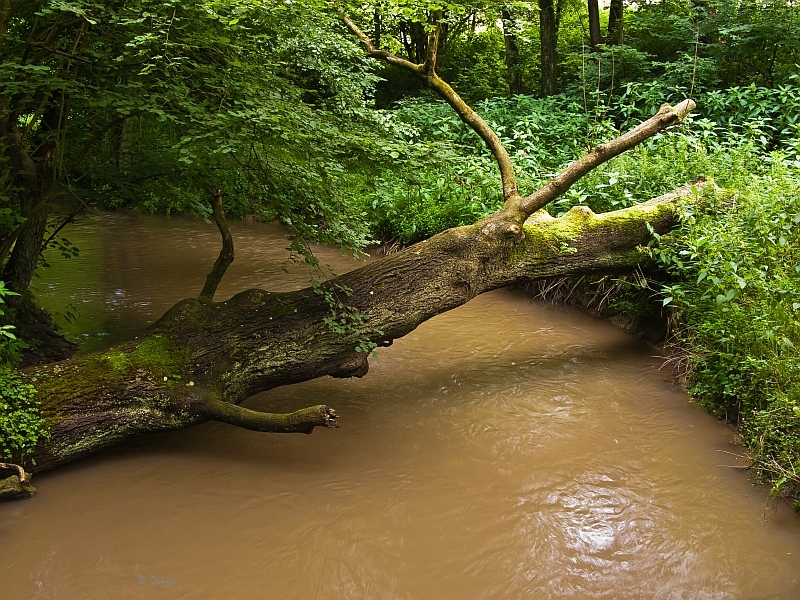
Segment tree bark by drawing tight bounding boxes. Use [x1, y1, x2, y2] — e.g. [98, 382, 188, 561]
[373, 7, 382, 50]
[539, 0, 558, 96]
[608, 0, 624, 46]
[18, 182, 701, 473]
[587, 0, 602, 51]
[1, 191, 50, 301]
[501, 9, 524, 95]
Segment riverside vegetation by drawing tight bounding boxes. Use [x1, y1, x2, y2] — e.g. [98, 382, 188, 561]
[1, 0, 799, 505]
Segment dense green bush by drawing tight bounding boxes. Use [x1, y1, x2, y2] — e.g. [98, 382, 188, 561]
[651, 165, 800, 502]
[0, 282, 44, 462]
[0, 368, 45, 462]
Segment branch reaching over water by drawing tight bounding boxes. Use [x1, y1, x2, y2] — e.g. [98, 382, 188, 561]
[199, 188, 234, 301]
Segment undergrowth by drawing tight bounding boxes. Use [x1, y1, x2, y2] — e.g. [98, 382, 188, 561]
[651, 168, 800, 506]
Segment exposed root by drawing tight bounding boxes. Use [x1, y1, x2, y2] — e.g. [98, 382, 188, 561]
[0, 462, 26, 482]
[0, 463, 35, 501]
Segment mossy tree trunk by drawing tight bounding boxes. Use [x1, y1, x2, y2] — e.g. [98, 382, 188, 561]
[20, 185, 699, 472]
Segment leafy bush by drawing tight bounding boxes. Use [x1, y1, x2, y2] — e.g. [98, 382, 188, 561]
[0, 281, 28, 366]
[0, 368, 46, 461]
[650, 164, 800, 500]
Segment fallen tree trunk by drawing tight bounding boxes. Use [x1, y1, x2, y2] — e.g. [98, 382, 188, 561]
[18, 183, 700, 472]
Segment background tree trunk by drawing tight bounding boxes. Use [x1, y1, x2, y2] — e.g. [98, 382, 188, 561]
[1, 104, 62, 304]
[373, 7, 382, 50]
[502, 9, 524, 95]
[539, 0, 558, 96]
[587, 0, 602, 51]
[608, 0, 624, 46]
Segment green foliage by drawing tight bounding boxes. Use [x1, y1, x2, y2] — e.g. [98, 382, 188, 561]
[368, 83, 800, 244]
[1, 0, 385, 279]
[0, 369, 46, 461]
[311, 279, 383, 355]
[439, 25, 509, 103]
[649, 165, 800, 497]
[0, 282, 28, 366]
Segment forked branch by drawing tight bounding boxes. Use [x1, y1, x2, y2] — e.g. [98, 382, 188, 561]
[339, 11, 421, 73]
[340, 7, 695, 212]
[339, 7, 519, 201]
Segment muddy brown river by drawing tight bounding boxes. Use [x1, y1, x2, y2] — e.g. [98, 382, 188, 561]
[2, 212, 800, 599]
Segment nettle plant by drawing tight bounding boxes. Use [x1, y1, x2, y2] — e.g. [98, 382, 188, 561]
[0, 281, 27, 365]
[1, 282, 46, 461]
[0, 368, 46, 462]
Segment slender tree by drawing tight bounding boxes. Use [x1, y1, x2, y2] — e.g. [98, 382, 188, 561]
[501, 8, 524, 95]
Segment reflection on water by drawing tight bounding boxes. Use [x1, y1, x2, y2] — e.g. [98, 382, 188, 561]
[2, 211, 799, 599]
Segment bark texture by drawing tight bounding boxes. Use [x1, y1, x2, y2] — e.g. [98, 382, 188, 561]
[587, 0, 602, 51]
[20, 184, 700, 472]
[608, 0, 624, 45]
[502, 9, 524, 95]
[539, 0, 559, 96]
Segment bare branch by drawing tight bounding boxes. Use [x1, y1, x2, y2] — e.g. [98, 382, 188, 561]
[0, 462, 35, 500]
[27, 41, 93, 64]
[339, 9, 421, 74]
[508, 99, 696, 220]
[200, 398, 339, 434]
[339, 8, 519, 201]
[0, 463, 27, 482]
[425, 74, 519, 201]
[199, 188, 234, 301]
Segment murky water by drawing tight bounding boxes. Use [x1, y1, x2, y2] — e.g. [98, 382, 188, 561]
[2, 212, 800, 599]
